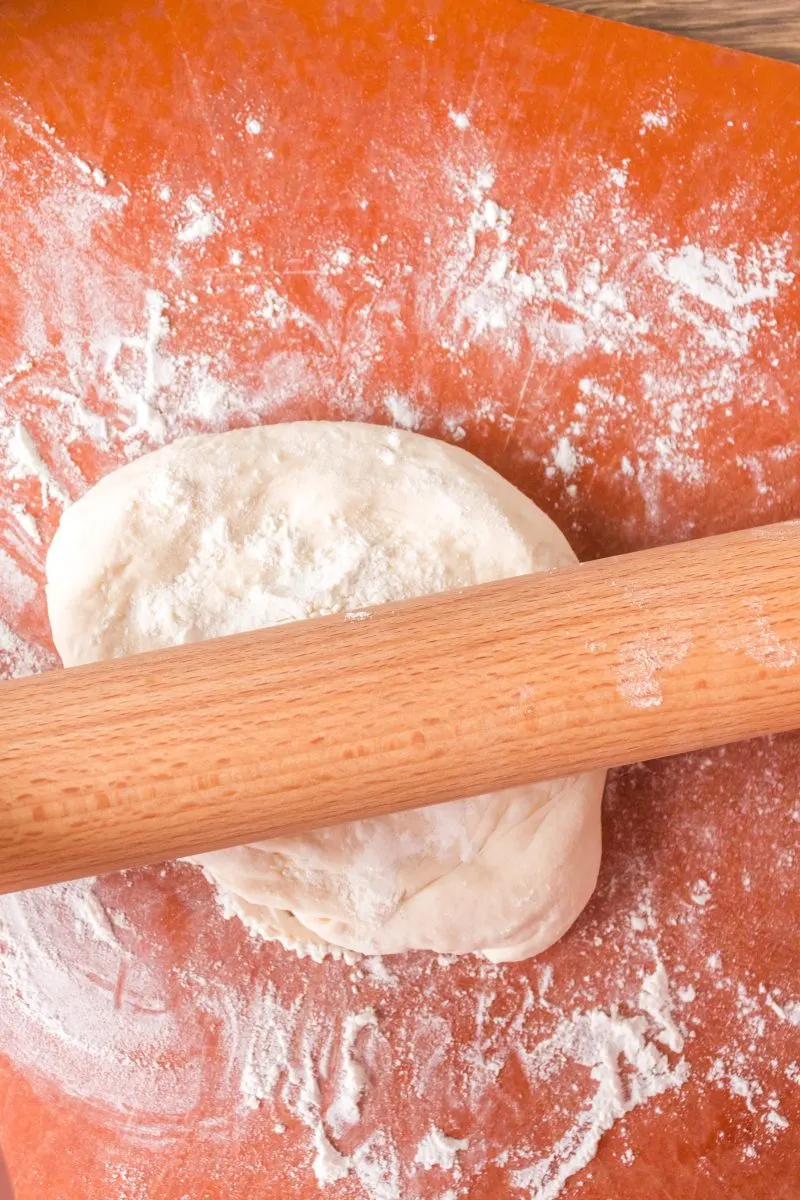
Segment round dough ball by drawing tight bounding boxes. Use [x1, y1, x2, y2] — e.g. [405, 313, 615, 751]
[46, 422, 605, 962]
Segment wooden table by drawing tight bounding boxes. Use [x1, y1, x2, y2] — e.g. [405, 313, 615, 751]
[554, 0, 800, 60]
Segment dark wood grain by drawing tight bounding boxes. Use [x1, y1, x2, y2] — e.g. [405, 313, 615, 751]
[549, 0, 800, 60]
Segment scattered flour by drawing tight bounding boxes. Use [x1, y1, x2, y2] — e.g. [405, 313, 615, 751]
[0, 618, 57, 679]
[783, 1001, 800, 1027]
[0, 879, 208, 1122]
[648, 242, 793, 357]
[690, 878, 713, 908]
[640, 109, 670, 132]
[2, 94, 794, 554]
[383, 393, 421, 429]
[414, 1127, 469, 1171]
[99, 289, 171, 440]
[448, 109, 470, 131]
[177, 195, 221, 244]
[616, 630, 691, 710]
[8, 500, 41, 543]
[0, 545, 37, 613]
[0, 855, 712, 1200]
[326, 1009, 378, 1138]
[722, 598, 799, 670]
[551, 435, 579, 477]
[6, 419, 69, 504]
[0, 79, 797, 1200]
[512, 1003, 689, 1200]
[241, 990, 377, 1185]
[638, 962, 685, 1054]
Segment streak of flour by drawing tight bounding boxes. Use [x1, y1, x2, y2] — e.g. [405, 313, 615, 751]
[0, 94, 794, 557]
[4, 864, 793, 1196]
[424, 156, 794, 532]
[414, 1127, 469, 1170]
[0, 870, 695, 1197]
[511, 1003, 689, 1200]
[0, 881, 200, 1127]
[0, 91, 797, 1198]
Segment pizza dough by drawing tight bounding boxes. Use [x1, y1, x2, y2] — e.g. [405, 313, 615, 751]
[46, 421, 605, 962]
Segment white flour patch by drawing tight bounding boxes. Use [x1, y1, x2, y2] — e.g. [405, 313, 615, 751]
[69, 877, 123, 949]
[512, 992, 690, 1200]
[648, 241, 793, 357]
[640, 109, 670, 133]
[383, 393, 421, 429]
[690, 878, 713, 908]
[99, 289, 171, 440]
[448, 109, 470, 131]
[616, 630, 691, 709]
[550, 435, 580, 477]
[781, 1001, 800, 1026]
[0, 546, 37, 613]
[414, 1127, 469, 1170]
[241, 991, 380, 1185]
[638, 963, 685, 1053]
[5, 420, 70, 504]
[723, 599, 799, 670]
[177, 195, 221, 244]
[0, 880, 212, 1126]
[326, 1008, 378, 1138]
[0, 618, 57, 679]
[7, 501, 41, 545]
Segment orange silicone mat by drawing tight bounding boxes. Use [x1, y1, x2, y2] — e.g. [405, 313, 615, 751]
[0, 2, 799, 1197]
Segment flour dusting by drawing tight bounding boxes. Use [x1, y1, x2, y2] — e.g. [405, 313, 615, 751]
[414, 1127, 469, 1171]
[0, 69, 797, 1200]
[616, 630, 691, 709]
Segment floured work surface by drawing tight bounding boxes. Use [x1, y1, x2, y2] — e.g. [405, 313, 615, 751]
[0, 1, 799, 1197]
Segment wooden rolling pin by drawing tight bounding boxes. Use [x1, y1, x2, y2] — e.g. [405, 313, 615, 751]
[2, 520, 800, 894]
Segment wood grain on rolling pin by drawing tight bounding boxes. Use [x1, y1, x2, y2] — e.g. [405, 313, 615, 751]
[551, 0, 800, 60]
[3, 523, 800, 893]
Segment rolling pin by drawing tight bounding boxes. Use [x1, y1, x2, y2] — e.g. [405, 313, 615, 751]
[2, 520, 800, 895]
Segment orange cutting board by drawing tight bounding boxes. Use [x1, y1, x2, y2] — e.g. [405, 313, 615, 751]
[0, 2, 799, 1198]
